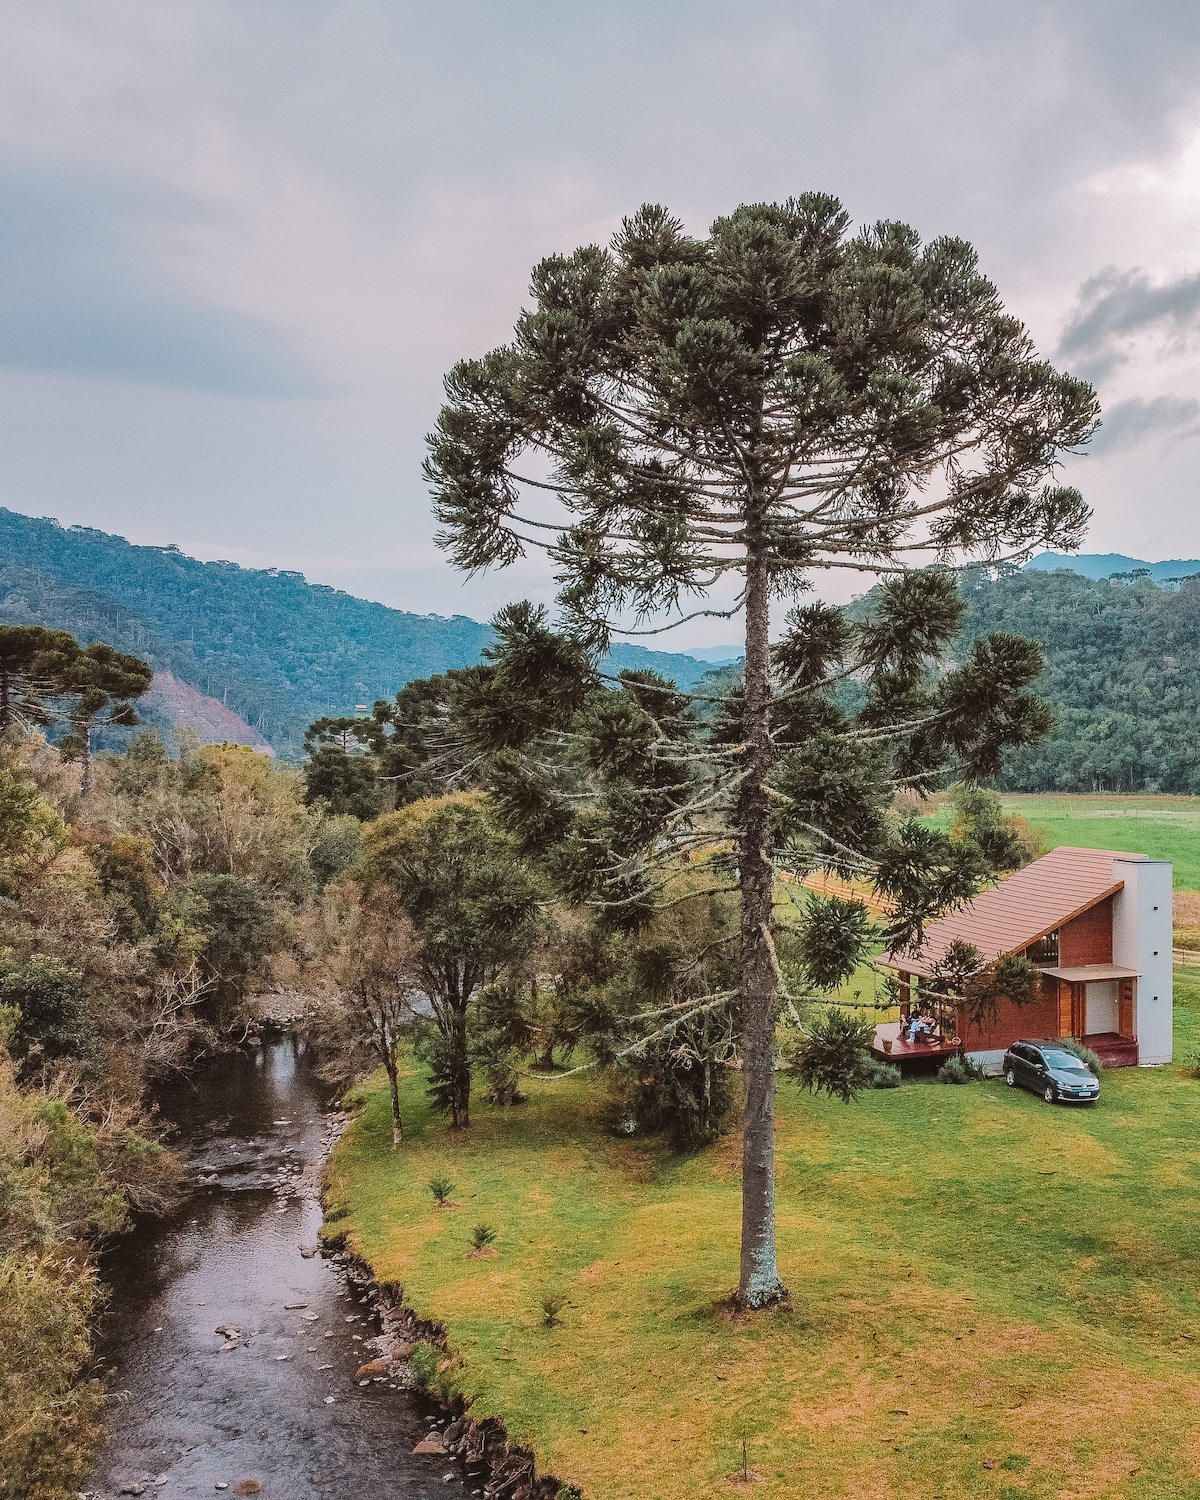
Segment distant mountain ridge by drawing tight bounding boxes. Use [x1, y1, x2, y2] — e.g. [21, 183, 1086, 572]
[0, 508, 720, 756]
[1026, 551, 1200, 584]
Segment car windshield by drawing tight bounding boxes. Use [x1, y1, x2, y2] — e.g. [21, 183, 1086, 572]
[1042, 1050, 1090, 1071]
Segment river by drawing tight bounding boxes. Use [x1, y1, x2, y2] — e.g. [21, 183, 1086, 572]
[87, 1036, 470, 1500]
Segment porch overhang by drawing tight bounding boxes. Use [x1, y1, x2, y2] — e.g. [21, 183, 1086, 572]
[1038, 964, 1141, 983]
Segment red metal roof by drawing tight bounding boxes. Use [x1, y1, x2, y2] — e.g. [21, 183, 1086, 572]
[885, 845, 1146, 977]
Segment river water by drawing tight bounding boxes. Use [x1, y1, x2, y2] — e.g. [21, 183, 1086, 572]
[87, 1037, 469, 1500]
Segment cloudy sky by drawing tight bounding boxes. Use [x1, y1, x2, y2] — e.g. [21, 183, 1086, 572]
[2, 1, 1199, 648]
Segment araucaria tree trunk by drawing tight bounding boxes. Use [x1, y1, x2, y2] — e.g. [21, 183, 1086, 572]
[78, 722, 94, 798]
[426, 195, 1099, 1307]
[736, 512, 785, 1307]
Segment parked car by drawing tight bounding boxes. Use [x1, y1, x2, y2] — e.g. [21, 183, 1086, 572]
[1002, 1040, 1100, 1104]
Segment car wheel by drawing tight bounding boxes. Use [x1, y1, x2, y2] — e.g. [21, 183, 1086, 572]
[1005, 1069, 1016, 1087]
[1043, 1084, 1056, 1104]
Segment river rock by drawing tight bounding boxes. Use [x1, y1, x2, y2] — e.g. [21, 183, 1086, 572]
[412, 1433, 445, 1456]
[232, 1483, 262, 1496]
[298, 1244, 318, 1258]
[354, 1360, 387, 1380]
[119, 1485, 145, 1496]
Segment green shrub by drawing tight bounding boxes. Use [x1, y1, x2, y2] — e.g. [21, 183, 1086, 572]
[610, 1009, 735, 1151]
[937, 1054, 985, 1085]
[0, 1253, 105, 1499]
[1059, 1038, 1102, 1076]
[408, 1340, 462, 1403]
[1, 958, 92, 1074]
[470, 1222, 497, 1250]
[408, 1340, 441, 1391]
[864, 1059, 902, 1089]
[541, 1293, 566, 1328]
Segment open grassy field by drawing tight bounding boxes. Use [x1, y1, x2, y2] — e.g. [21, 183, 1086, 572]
[327, 969, 1200, 1500]
[949, 794, 1200, 891]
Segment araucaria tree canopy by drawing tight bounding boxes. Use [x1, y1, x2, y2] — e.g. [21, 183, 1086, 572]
[425, 196, 1098, 1308]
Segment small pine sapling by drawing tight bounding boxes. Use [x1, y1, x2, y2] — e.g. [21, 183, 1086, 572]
[540, 1293, 565, 1328]
[470, 1223, 497, 1250]
[428, 1175, 455, 1206]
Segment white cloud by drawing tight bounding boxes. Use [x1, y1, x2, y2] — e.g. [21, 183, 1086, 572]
[0, 0, 1199, 632]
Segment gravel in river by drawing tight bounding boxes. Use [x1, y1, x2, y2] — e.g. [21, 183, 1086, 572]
[86, 1037, 470, 1500]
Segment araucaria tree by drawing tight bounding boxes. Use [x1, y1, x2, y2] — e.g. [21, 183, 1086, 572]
[425, 197, 1098, 1307]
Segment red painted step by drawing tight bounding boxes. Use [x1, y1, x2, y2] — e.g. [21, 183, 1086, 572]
[1080, 1032, 1139, 1069]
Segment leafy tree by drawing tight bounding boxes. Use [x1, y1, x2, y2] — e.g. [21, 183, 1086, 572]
[426, 196, 1096, 1306]
[359, 793, 541, 1127]
[946, 782, 1042, 871]
[926, 938, 1039, 1033]
[189, 872, 280, 1016]
[303, 669, 487, 818]
[309, 814, 363, 889]
[322, 882, 419, 1147]
[303, 720, 385, 820]
[789, 1008, 877, 1104]
[2, 957, 92, 1073]
[87, 834, 165, 941]
[51, 642, 152, 795]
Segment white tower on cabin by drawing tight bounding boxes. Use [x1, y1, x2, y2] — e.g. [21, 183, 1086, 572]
[1112, 857, 1173, 1066]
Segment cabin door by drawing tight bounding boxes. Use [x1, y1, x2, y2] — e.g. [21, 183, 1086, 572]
[1057, 980, 1085, 1039]
[1118, 977, 1135, 1039]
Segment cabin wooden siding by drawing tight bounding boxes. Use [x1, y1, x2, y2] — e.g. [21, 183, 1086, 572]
[1059, 896, 1114, 967]
[955, 899, 1124, 1051]
[954, 983, 1060, 1055]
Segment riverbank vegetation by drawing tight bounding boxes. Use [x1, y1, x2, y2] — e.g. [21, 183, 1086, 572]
[326, 966, 1200, 1500]
[0, 717, 345, 1498]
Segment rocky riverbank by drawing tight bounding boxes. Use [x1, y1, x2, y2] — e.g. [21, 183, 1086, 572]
[320, 1230, 574, 1499]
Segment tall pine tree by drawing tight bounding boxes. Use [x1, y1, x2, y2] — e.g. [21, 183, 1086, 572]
[426, 197, 1097, 1308]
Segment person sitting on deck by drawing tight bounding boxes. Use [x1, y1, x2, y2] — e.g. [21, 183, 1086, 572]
[910, 1013, 936, 1042]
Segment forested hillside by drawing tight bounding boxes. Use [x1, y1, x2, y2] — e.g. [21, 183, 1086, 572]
[962, 567, 1200, 793]
[0, 510, 714, 755]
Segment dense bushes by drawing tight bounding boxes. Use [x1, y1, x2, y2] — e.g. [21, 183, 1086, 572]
[0, 1253, 104, 1500]
[0, 723, 333, 1493]
[937, 1054, 986, 1085]
[0, 1039, 176, 1498]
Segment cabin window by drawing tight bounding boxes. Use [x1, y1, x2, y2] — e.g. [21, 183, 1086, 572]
[1026, 930, 1059, 965]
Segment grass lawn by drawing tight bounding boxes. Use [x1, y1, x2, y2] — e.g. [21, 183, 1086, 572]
[327, 969, 1200, 1500]
[927, 793, 1200, 892]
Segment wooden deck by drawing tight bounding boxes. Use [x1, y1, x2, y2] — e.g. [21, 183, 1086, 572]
[870, 1022, 961, 1065]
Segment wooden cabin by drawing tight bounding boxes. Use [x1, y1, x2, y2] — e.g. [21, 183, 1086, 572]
[878, 847, 1173, 1070]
